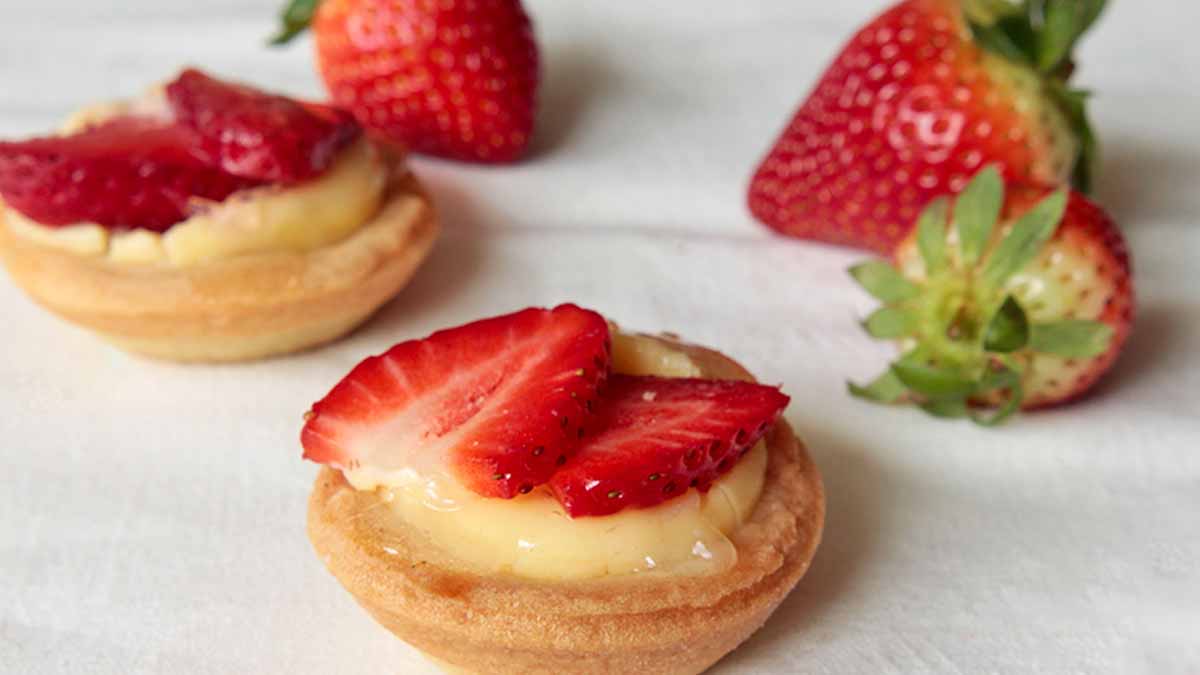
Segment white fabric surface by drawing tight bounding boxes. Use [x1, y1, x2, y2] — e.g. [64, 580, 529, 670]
[2, 1, 1198, 673]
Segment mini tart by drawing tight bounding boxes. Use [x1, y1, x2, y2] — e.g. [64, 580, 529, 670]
[308, 335, 825, 675]
[0, 157, 438, 363]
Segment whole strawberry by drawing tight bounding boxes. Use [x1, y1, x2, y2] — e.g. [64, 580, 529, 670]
[272, 0, 539, 163]
[749, 0, 1106, 253]
[848, 166, 1132, 424]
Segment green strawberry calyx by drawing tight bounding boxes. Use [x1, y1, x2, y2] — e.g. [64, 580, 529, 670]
[847, 166, 1113, 426]
[961, 0, 1107, 192]
[270, 0, 320, 45]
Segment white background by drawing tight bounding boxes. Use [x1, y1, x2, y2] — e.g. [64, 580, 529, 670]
[2, 1, 1198, 673]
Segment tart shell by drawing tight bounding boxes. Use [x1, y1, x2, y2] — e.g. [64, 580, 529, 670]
[0, 166, 438, 363]
[307, 337, 825, 675]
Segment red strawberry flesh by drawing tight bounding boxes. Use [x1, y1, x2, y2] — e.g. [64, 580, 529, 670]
[549, 375, 789, 518]
[166, 68, 360, 183]
[301, 305, 611, 499]
[0, 117, 263, 231]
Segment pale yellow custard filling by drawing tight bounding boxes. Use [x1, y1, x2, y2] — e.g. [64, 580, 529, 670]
[342, 332, 769, 581]
[3, 96, 387, 267]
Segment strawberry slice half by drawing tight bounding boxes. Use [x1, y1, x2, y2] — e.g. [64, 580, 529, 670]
[166, 68, 360, 184]
[549, 375, 790, 518]
[0, 116, 263, 231]
[301, 305, 611, 498]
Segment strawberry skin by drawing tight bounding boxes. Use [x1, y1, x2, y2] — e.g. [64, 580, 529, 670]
[0, 117, 262, 232]
[166, 68, 360, 183]
[549, 375, 789, 518]
[749, 0, 1095, 253]
[275, 0, 539, 163]
[302, 305, 611, 498]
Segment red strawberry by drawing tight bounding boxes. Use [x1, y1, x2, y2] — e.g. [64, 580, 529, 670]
[166, 68, 359, 183]
[749, 0, 1105, 253]
[301, 305, 611, 498]
[848, 166, 1133, 423]
[271, 0, 539, 163]
[0, 117, 262, 232]
[549, 375, 789, 518]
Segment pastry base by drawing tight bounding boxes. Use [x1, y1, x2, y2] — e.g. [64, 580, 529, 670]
[0, 169, 438, 363]
[307, 338, 825, 675]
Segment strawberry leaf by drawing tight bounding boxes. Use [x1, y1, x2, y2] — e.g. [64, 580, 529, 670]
[970, 362, 1024, 426]
[848, 369, 907, 403]
[921, 397, 970, 419]
[1029, 320, 1113, 357]
[954, 166, 1005, 266]
[1036, 1, 1081, 72]
[270, 0, 318, 45]
[982, 188, 1068, 289]
[962, 0, 1022, 24]
[1034, 0, 1109, 72]
[969, 13, 1038, 65]
[891, 362, 976, 401]
[849, 261, 922, 303]
[916, 197, 951, 276]
[983, 296, 1030, 353]
[1048, 84, 1097, 193]
[1077, 0, 1108, 34]
[864, 307, 917, 339]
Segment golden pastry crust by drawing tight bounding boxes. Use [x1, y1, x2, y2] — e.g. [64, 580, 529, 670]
[307, 336, 825, 675]
[0, 162, 438, 362]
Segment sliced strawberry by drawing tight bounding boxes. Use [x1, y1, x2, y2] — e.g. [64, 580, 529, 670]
[166, 68, 360, 183]
[302, 305, 611, 498]
[549, 375, 789, 518]
[0, 117, 263, 231]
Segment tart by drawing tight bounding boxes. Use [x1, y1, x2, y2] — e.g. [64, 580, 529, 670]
[303, 305, 825, 674]
[0, 69, 438, 362]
